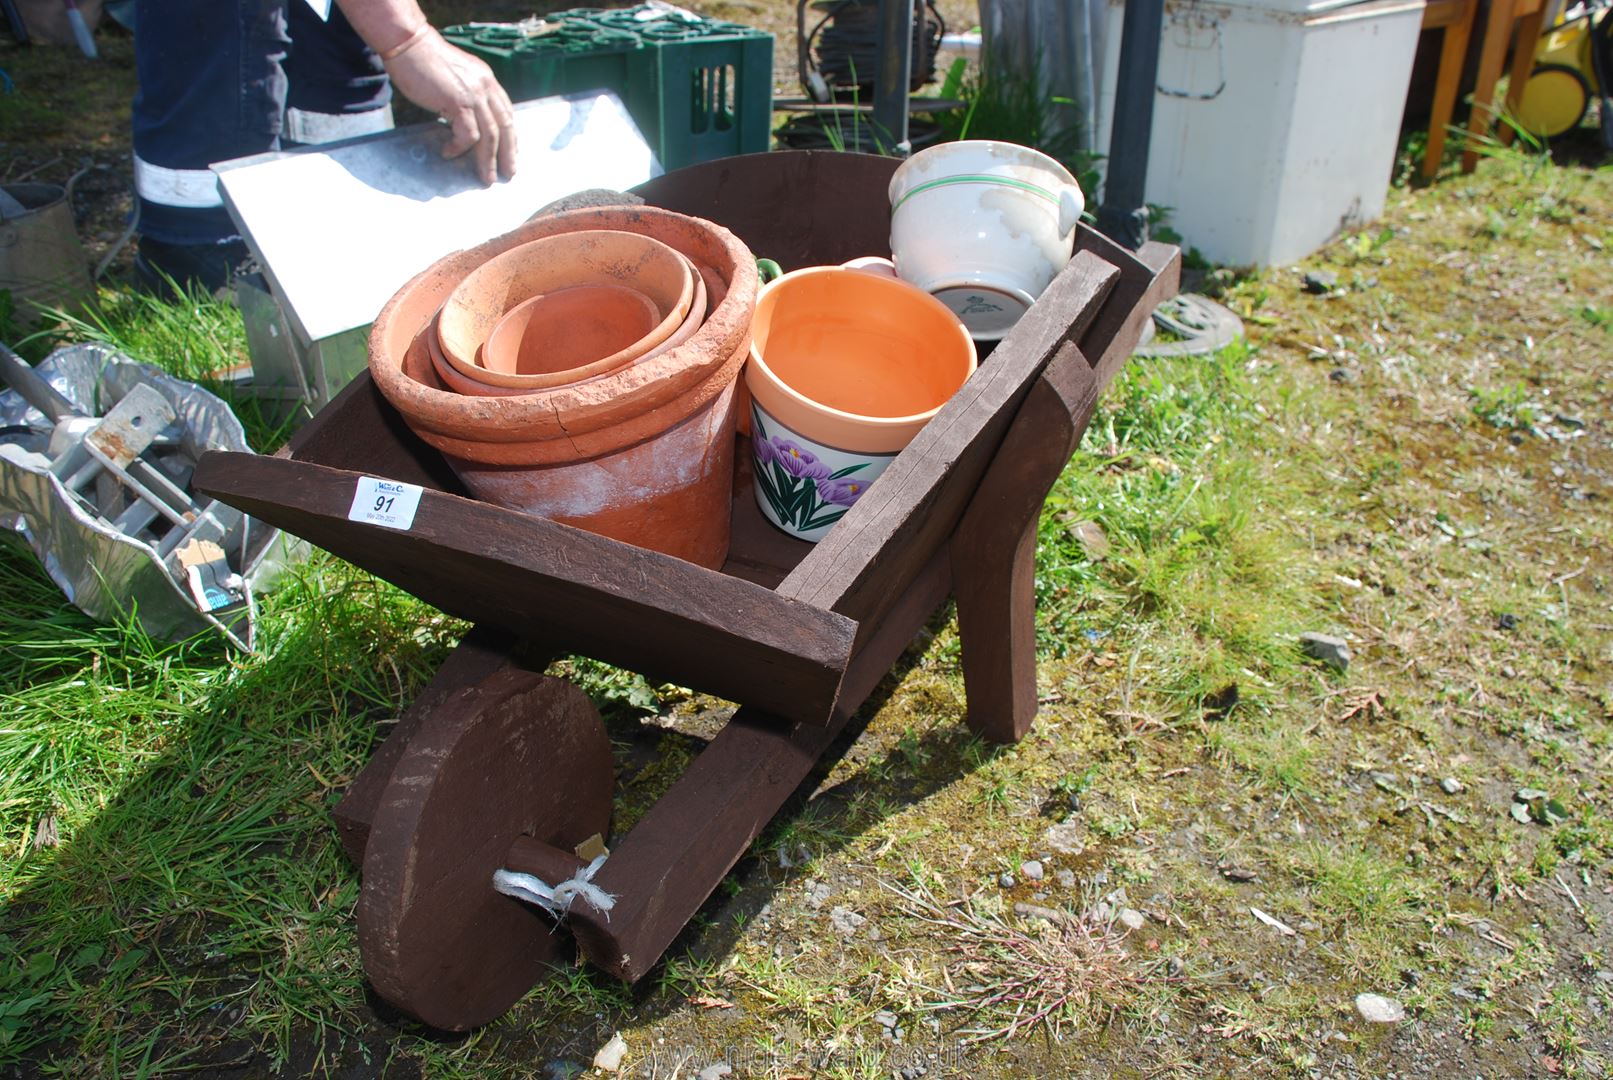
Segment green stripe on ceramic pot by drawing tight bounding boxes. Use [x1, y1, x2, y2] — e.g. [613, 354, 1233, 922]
[891, 174, 1061, 212]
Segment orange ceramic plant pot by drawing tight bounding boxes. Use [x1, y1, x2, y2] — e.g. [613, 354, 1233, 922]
[436, 229, 694, 383]
[368, 206, 759, 567]
[744, 266, 976, 541]
[430, 270, 714, 400]
[482, 283, 661, 382]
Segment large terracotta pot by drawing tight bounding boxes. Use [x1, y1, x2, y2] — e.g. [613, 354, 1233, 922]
[368, 206, 759, 568]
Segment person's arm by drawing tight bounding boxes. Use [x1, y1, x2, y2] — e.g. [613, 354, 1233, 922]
[334, 0, 518, 184]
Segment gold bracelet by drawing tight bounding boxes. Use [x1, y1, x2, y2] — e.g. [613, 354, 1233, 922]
[378, 23, 430, 62]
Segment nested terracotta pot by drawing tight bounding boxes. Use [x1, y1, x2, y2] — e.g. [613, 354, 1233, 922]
[481, 283, 661, 382]
[437, 229, 694, 389]
[368, 206, 759, 568]
[429, 268, 710, 399]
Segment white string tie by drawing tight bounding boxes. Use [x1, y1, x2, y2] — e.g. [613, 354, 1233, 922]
[492, 854, 615, 919]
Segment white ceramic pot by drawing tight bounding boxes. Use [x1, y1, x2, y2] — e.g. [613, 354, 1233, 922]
[888, 140, 1085, 340]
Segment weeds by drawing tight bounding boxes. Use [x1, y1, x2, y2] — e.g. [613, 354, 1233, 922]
[882, 873, 1145, 1043]
[1469, 380, 1543, 431]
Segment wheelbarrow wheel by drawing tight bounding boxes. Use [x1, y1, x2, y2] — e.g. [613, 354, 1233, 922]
[357, 668, 613, 1031]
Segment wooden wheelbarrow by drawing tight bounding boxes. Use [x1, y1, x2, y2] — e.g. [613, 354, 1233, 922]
[193, 151, 1179, 1031]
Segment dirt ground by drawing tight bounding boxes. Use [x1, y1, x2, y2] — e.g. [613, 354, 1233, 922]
[2, 4, 1611, 1080]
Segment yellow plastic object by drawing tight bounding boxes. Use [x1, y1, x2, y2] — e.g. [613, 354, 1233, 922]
[1517, 63, 1592, 137]
[1514, 8, 1606, 139]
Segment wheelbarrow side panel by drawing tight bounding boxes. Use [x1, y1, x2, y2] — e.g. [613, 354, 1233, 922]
[632, 150, 899, 271]
[192, 453, 860, 724]
[282, 373, 466, 495]
[953, 240, 1181, 744]
[564, 232, 1179, 985]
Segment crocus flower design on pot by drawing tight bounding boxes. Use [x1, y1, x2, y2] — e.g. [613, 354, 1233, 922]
[750, 408, 887, 539]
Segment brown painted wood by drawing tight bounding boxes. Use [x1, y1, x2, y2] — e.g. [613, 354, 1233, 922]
[559, 228, 1179, 985]
[951, 343, 1100, 744]
[633, 151, 900, 272]
[332, 628, 556, 865]
[947, 240, 1175, 744]
[566, 547, 953, 982]
[240, 149, 1183, 1020]
[1073, 234, 1183, 392]
[193, 453, 860, 725]
[776, 250, 1119, 633]
[284, 373, 464, 494]
[358, 670, 612, 1031]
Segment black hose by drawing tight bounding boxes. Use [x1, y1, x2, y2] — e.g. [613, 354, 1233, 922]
[800, 0, 944, 97]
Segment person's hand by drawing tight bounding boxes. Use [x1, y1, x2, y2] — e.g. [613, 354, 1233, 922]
[383, 28, 518, 184]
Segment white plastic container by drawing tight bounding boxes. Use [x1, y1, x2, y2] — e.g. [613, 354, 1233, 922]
[1094, 0, 1425, 268]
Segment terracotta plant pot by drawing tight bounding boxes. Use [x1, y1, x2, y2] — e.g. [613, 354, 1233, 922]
[745, 266, 976, 541]
[368, 206, 759, 568]
[428, 270, 710, 399]
[481, 283, 661, 384]
[436, 229, 694, 382]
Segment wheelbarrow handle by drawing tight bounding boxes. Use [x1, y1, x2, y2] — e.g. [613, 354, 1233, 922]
[0, 340, 83, 424]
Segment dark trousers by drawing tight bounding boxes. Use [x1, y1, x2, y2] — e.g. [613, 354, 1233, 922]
[132, 0, 392, 245]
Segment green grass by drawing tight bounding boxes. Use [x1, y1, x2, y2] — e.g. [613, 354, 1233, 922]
[0, 543, 453, 1069]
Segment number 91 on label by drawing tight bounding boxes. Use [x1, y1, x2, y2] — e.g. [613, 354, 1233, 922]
[348, 476, 424, 530]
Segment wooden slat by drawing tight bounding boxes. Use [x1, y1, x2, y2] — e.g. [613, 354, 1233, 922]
[193, 452, 859, 724]
[776, 249, 1120, 629]
[1073, 233, 1183, 390]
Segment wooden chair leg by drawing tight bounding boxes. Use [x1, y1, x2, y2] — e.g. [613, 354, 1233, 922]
[1425, 0, 1477, 179]
[952, 342, 1099, 743]
[1463, 0, 1521, 171]
[1498, 4, 1549, 146]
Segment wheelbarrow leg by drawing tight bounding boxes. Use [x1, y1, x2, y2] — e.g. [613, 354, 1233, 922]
[951, 342, 1101, 744]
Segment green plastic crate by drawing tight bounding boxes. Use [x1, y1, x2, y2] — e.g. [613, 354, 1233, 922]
[444, 7, 773, 170]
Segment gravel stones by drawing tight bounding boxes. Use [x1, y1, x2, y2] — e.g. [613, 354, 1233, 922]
[1044, 821, 1086, 855]
[1299, 632, 1352, 671]
[1354, 993, 1406, 1024]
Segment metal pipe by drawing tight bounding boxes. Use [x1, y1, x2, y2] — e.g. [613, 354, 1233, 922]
[872, 0, 914, 155]
[0, 340, 81, 423]
[1096, 0, 1165, 248]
